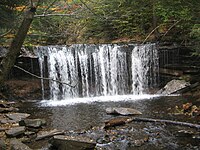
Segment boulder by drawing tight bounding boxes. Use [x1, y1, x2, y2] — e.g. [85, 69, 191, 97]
[10, 139, 32, 150]
[19, 119, 46, 128]
[157, 79, 190, 95]
[49, 135, 96, 150]
[106, 107, 142, 116]
[6, 113, 30, 122]
[36, 129, 64, 141]
[6, 126, 25, 137]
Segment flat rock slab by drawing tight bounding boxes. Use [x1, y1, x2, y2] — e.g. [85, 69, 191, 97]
[10, 139, 32, 150]
[50, 135, 96, 150]
[6, 113, 30, 122]
[19, 119, 46, 128]
[0, 118, 17, 124]
[157, 79, 190, 95]
[106, 107, 142, 116]
[6, 126, 25, 137]
[0, 100, 15, 108]
[36, 129, 64, 140]
[0, 107, 19, 113]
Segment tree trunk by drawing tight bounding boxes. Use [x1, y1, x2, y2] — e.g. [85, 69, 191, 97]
[0, 4, 37, 85]
[152, 0, 159, 40]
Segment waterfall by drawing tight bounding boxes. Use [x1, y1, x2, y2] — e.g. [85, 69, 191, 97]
[36, 43, 159, 100]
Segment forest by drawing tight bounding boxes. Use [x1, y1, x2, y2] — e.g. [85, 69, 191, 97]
[0, 0, 199, 53]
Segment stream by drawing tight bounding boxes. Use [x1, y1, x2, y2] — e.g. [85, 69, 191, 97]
[18, 95, 200, 149]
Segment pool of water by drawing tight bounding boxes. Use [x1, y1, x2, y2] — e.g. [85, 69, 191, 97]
[18, 95, 200, 149]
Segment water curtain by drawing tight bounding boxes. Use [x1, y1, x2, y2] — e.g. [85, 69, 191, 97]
[36, 43, 159, 100]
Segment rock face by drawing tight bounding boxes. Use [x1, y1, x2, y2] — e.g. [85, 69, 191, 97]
[50, 135, 96, 150]
[10, 139, 32, 150]
[19, 119, 46, 128]
[6, 126, 25, 137]
[157, 79, 190, 95]
[106, 107, 142, 116]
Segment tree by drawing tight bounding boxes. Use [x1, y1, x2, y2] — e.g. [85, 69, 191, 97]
[0, 0, 39, 85]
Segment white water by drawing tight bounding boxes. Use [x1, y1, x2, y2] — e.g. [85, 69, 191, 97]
[41, 94, 160, 106]
[36, 43, 159, 101]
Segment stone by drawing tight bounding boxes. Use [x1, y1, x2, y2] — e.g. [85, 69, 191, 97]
[0, 139, 6, 150]
[36, 129, 64, 141]
[104, 117, 133, 128]
[24, 131, 36, 136]
[49, 135, 96, 150]
[0, 118, 17, 124]
[157, 79, 190, 95]
[0, 100, 15, 108]
[0, 107, 19, 113]
[6, 113, 30, 122]
[19, 119, 46, 128]
[0, 127, 7, 131]
[6, 126, 25, 137]
[10, 138, 32, 150]
[106, 107, 142, 116]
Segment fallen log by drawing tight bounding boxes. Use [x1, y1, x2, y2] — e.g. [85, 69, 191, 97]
[131, 117, 200, 129]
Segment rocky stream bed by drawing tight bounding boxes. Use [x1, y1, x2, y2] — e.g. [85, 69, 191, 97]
[1, 88, 200, 150]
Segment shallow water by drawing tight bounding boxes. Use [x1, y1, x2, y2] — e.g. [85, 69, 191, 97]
[18, 95, 200, 149]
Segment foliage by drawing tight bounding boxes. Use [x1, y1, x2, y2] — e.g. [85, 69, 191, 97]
[0, 0, 199, 54]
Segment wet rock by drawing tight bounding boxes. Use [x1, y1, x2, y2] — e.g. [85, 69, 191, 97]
[24, 131, 36, 136]
[133, 137, 149, 147]
[0, 118, 17, 124]
[0, 107, 19, 113]
[6, 113, 30, 122]
[36, 129, 64, 141]
[106, 107, 142, 116]
[0, 139, 6, 150]
[10, 138, 32, 150]
[177, 130, 194, 137]
[19, 118, 46, 128]
[6, 126, 25, 137]
[104, 117, 133, 128]
[49, 135, 96, 150]
[157, 79, 190, 95]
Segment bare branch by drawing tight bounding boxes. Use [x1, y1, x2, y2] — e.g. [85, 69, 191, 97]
[161, 20, 181, 40]
[79, 0, 105, 20]
[0, 29, 12, 38]
[132, 117, 200, 129]
[34, 13, 75, 17]
[14, 65, 77, 88]
[142, 25, 161, 44]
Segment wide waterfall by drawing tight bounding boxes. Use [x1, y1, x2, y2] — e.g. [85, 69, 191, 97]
[36, 43, 159, 100]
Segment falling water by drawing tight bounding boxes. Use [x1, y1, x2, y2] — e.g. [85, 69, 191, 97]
[36, 43, 159, 100]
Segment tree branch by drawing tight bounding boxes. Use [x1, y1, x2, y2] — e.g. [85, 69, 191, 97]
[0, 29, 12, 38]
[34, 13, 76, 17]
[132, 117, 200, 129]
[14, 65, 77, 88]
[160, 20, 181, 40]
[142, 25, 161, 44]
